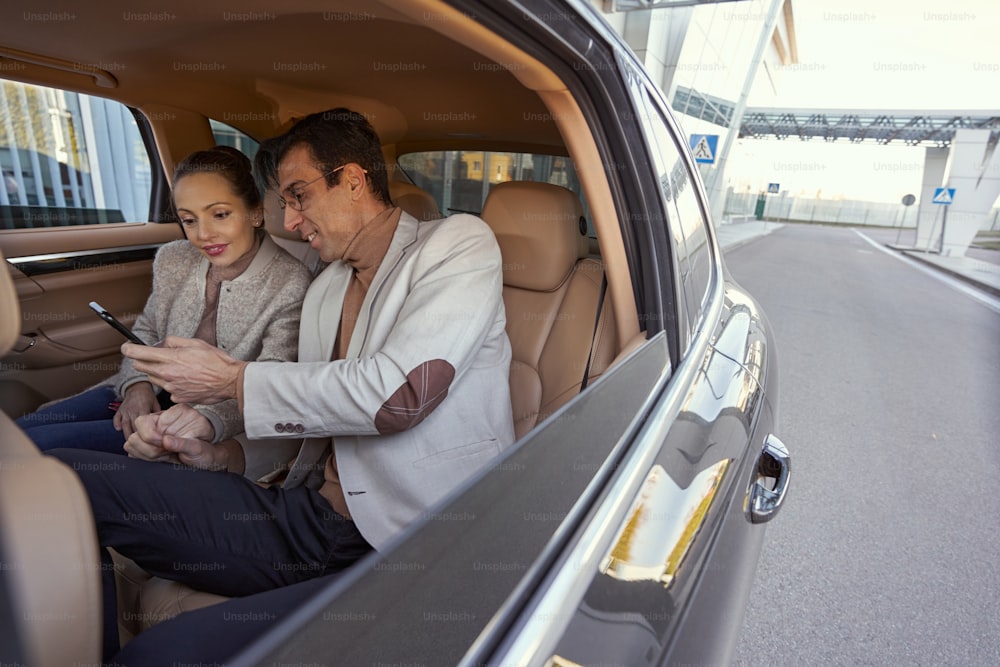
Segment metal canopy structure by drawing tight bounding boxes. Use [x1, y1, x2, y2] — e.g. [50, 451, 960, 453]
[672, 86, 1000, 146]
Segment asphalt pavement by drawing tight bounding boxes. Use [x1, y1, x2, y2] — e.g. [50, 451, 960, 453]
[720, 222, 1000, 666]
[716, 219, 1000, 299]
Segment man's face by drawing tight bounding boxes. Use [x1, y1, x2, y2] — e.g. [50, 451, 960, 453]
[277, 144, 362, 263]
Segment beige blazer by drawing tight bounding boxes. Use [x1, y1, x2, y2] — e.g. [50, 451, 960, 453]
[242, 212, 515, 549]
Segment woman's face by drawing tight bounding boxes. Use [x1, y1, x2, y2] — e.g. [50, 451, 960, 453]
[173, 172, 261, 267]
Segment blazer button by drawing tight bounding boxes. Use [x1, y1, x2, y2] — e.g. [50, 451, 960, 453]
[294, 424, 305, 434]
[275, 423, 286, 433]
[284, 423, 295, 432]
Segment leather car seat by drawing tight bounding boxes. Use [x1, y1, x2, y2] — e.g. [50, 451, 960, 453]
[389, 180, 442, 221]
[480, 181, 618, 439]
[0, 249, 103, 667]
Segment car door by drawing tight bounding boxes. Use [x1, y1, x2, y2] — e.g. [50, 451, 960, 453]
[484, 55, 786, 667]
[0, 78, 181, 418]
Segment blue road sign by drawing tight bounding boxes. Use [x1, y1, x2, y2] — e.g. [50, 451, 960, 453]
[932, 187, 955, 205]
[767, 183, 780, 194]
[689, 134, 718, 164]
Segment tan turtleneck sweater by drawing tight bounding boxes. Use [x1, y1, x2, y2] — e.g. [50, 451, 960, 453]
[320, 206, 402, 519]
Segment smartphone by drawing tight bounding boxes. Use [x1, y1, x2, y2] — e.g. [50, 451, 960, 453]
[88, 301, 146, 345]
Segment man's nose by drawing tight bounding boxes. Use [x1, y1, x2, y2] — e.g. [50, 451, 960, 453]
[283, 206, 303, 232]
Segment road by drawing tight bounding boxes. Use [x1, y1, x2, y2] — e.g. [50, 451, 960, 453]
[724, 224, 1000, 666]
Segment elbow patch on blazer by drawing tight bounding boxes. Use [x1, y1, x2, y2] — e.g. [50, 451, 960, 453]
[375, 359, 456, 434]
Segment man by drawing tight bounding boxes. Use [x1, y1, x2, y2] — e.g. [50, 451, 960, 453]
[49, 108, 514, 663]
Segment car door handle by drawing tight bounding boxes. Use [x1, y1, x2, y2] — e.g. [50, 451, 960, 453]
[748, 434, 790, 524]
[12, 333, 37, 353]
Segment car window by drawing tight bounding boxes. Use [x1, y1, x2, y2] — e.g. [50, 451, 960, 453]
[0, 77, 153, 228]
[209, 119, 259, 162]
[398, 150, 594, 235]
[632, 86, 715, 342]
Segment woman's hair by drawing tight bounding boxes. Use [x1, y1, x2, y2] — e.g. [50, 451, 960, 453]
[173, 145, 261, 210]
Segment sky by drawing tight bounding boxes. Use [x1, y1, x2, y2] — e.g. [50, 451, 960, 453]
[759, 0, 999, 111]
[724, 0, 998, 204]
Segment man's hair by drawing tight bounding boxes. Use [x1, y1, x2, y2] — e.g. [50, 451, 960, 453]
[270, 107, 391, 205]
[253, 135, 282, 196]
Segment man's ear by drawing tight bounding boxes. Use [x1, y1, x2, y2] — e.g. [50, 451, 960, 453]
[344, 163, 368, 200]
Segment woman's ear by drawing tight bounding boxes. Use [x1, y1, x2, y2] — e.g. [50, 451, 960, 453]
[251, 208, 265, 228]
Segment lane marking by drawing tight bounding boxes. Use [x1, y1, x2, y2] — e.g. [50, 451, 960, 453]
[853, 230, 1000, 315]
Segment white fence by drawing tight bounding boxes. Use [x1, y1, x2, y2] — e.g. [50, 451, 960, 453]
[722, 190, 1000, 230]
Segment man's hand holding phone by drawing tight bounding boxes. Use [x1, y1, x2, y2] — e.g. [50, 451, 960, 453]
[122, 336, 247, 405]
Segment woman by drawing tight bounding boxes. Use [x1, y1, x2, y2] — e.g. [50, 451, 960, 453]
[16, 145, 312, 453]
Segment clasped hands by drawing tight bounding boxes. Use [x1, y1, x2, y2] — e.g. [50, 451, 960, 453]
[121, 337, 248, 471]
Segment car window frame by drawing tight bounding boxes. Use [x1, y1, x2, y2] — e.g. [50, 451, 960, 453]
[627, 76, 723, 350]
[131, 107, 171, 224]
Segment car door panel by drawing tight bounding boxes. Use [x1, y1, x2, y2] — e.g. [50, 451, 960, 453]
[0, 222, 182, 416]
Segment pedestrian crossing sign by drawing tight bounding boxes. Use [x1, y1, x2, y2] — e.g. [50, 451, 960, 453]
[932, 187, 955, 205]
[689, 134, 718, 164]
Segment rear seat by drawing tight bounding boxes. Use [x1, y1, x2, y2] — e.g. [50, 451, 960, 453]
[480, 180, 617, 439]
[112, 179, 619, 643]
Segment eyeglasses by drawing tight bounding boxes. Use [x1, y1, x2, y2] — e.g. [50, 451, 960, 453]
[278, 165, 346, 211]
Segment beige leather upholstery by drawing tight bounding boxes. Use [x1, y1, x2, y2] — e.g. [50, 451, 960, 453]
[389, 180, 442, 221]
[0, 250, 103, 667]
[112, 550, 227, 644]
[0, 256, 19, 358]
[481, 181, 618, 440]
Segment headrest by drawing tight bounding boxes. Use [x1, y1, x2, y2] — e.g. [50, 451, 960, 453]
[480, 181, 584, 292]
[389, 181, 441, 222]
[0, 248, 19, 357]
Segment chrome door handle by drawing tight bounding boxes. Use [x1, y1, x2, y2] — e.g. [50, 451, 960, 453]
[748, 434, 790, 524]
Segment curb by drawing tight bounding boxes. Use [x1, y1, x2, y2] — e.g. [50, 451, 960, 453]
[718, 224, 784, 254]
[901, 251, 1000, 298]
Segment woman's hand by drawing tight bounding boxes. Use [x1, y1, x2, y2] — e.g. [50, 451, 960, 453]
[113, 381, 161, 439]
[125, 404, 233, 471]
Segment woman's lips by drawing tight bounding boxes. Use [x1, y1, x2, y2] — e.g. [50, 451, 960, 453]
[203, 244, 227, 256]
